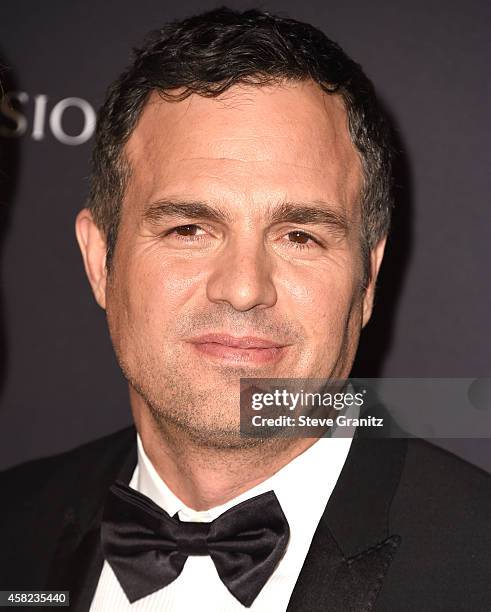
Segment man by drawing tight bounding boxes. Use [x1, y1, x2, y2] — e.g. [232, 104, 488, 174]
[1, 7, 489, 611]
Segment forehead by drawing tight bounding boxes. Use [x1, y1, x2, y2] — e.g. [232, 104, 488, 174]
[123, 80, 362, 215]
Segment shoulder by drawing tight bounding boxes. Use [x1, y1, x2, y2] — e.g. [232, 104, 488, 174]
[0, 425, 136, 514]
[391, 437, 491, 537]
[0, 426, 137, 588]
[396, 437, 490, 514]
[380, 438, 491, 609]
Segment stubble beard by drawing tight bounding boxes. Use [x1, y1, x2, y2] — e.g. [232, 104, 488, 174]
[117, 347, 276, 451]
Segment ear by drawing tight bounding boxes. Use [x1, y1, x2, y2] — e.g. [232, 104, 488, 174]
[75, 208, 108, 309]
[362, 236, 387, 328]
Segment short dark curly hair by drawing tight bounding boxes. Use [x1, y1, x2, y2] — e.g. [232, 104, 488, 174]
[87, 6, 393, 285]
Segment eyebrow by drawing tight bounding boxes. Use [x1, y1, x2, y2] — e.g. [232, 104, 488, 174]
[143, 198, 349, 234]
[268, 201, 349, 234]
[143, 199, 231, 224]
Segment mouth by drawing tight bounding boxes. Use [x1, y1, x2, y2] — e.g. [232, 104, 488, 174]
[187, 333, 290, 365]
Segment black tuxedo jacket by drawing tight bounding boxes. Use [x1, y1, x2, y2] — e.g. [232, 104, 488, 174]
[1, 425, 490, 611]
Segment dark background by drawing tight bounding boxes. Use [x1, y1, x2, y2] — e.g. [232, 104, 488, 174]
[0, 1, 489, 471]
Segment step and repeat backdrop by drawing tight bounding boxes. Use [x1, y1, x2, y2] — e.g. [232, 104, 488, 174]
[0, 1, 489, 470]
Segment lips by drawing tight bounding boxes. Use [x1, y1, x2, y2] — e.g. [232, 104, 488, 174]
[187, 333, 289, 364]
[190, 333, 284, 349]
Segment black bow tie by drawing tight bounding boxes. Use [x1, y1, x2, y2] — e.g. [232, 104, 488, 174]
[101, 481, 290, 607]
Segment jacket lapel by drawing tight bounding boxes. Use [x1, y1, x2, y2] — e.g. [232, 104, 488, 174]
[287, 430, 407, 612]
[45, 428, 137, 611]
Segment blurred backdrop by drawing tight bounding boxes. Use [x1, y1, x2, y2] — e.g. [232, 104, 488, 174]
[0, 0, 489, 470]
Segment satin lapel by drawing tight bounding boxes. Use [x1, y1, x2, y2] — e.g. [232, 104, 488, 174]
[286, 528, 401, 612]
[287, 428, 407, 612]
[45, 429, 137, 611]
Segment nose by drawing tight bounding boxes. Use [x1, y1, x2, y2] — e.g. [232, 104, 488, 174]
[206, 236, 277, 311]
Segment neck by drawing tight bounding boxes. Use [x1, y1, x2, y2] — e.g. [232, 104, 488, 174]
[131, 394, 318, 511]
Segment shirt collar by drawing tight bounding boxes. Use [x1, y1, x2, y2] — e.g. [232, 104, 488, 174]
[132, 400, 358, 530]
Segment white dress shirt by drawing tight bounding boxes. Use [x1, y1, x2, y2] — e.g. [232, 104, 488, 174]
[90, 416, 356, 612]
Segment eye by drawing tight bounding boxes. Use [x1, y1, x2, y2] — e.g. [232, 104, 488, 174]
[158, 223, 218, 252]
[286, 230, 318, 249]
[173, 224, 205, 237]
[164, 224, 208, 241]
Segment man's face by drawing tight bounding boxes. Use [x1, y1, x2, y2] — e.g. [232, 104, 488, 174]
[87, 81, 383, 445]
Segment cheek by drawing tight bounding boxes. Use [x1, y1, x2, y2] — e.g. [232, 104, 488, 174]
[111, 252, 207, 337]
[276, 260, 362, 370]
[279, 263, 360, 329]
